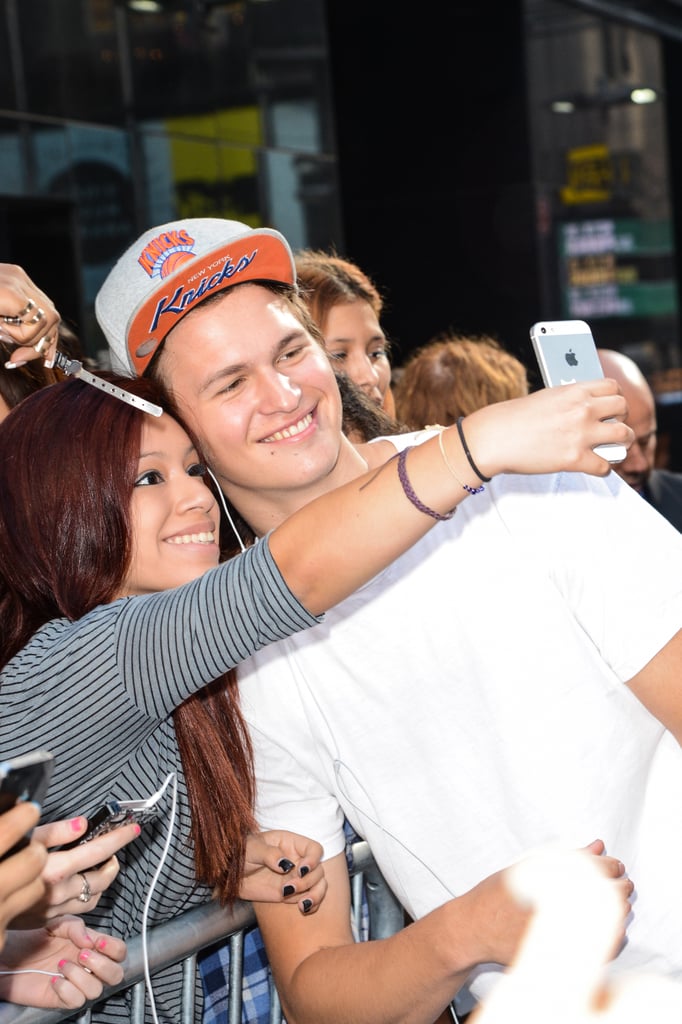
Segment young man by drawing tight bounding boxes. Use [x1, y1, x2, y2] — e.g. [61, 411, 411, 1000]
[95, 218, 681, 1023]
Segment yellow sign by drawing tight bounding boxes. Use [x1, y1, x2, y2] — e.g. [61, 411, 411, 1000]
[560, 144, 631, 205]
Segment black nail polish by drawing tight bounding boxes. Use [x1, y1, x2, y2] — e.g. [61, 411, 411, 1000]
[278, 858, 295, 873]
[301, 898, 313, 914]
[283, 884, 296, 897]
[299, 865, 310, 877]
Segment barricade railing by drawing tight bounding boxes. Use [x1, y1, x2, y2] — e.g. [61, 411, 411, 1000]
[0, 841, 404, 1024]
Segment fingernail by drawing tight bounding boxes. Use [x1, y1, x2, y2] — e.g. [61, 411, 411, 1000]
[70, 816, 85, 832]
[133, 824, 141, 836]
[58, 959, 67, 970]
[282, 884, 296, 897]
[299, 865, 310, 877]
[79, 949, 91, 963]
[278, 858, 295, 873]
[4, 360, 26, 369]
[97, 938, 107, 950]
[301, 899, 313, 914]
[51, 976, 60, 985]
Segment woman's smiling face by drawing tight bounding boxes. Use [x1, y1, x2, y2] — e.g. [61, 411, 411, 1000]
[120, 412, 220, 598]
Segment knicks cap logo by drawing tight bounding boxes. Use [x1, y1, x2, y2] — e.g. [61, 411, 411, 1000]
[137, 228, 198, 280]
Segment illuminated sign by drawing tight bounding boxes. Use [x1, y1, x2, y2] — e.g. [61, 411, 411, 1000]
[558, 218, 677, 319]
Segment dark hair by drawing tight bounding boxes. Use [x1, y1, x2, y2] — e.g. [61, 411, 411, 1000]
[0, 375, 256, 902]
[335, 370, 407, 442]
[0, 320, 86, 413]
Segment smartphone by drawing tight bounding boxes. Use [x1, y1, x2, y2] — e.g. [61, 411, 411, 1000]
[57, 772, 174, 852]
[0, 749, 55, 861]
[57, 800, 160, 853]
[529, 319, 628, 463]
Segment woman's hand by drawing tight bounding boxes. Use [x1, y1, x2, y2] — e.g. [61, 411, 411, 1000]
[238, 830, 327, 915]
[9, 816, 142, 928]
[462, 378, 634, 480]
[0, 264, 60, 369]
[0, 803, 47, 946]
[0, 915, 126, 1008]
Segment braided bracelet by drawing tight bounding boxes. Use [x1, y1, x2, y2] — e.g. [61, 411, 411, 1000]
[438, 429, 485, 495]
[396, 447, 456, 521]
[456, 416, 491, 483]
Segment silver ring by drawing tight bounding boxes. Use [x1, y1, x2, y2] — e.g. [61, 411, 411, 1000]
[33, 334, 52, 354]
[3, 300, 36, 323]
[77, 871, 92, 903]
[16, 299, 36, 318]
[24, 306, 45, 325]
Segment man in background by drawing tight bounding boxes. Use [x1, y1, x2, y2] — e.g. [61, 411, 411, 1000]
[599, 347, 682, 531]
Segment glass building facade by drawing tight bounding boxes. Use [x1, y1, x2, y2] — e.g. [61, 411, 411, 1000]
[1, 0, 680, 402]
[0, 0, 341, 360]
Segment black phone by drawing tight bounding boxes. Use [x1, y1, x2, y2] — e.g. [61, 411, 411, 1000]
[56, 772, 173, 855]
[0, 749, 55, 861]
[57, 801, 143, 851]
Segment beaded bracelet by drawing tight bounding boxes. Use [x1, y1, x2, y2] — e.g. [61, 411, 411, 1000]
[456, 416, 491, 483]
[437, 429, 485, 495]
[396, 447, 456, 521]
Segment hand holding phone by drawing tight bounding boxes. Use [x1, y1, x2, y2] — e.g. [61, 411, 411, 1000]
[529, 319, 628, 463]
[56, 771, 174, 853]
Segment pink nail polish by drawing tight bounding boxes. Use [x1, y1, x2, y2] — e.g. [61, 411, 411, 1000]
[133, 824, 141, 836]
[79, 949, 91, 962]
[58, 959, 67, 970]
[97, 938, 107, 950]
[70, 816, 84, 832]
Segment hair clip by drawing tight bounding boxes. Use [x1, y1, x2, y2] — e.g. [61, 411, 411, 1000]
[54, 352, 162, 417]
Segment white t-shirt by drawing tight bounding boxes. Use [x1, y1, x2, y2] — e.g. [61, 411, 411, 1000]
[239, 450, 682, 1000]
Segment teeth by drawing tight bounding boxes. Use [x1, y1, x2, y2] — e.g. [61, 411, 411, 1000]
[167, 531, 215, 545]
[262, 413, 312, 443]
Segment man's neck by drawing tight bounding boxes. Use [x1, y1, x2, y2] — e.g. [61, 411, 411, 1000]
[229, 435, 382, 538]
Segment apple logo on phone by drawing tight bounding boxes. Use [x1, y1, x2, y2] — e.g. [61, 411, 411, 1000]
[564, 349, 578, 367]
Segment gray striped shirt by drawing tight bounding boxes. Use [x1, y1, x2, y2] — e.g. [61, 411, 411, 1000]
[0, 537, 320, 1022]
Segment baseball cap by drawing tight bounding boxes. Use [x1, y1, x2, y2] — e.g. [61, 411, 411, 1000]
[95, 217, 296, 376]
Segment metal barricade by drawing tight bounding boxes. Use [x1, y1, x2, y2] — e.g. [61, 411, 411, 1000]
[0, 841, 403, 1024]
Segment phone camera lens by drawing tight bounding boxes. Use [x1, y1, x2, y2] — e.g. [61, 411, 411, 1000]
[541, 326, 546, 333]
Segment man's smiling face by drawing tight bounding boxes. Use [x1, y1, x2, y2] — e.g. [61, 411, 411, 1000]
[157, 283, 345, 525]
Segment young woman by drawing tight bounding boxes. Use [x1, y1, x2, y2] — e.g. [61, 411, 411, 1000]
[295, 248, 397, 417]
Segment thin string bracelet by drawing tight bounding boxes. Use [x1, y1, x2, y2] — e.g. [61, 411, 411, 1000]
[437, 429, 485, 495]
[396, 447, 456, 521]
[456, 416, 491, 483]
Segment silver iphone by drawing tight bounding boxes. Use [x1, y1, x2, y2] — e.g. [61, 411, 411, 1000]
[529, 319, 627, 463]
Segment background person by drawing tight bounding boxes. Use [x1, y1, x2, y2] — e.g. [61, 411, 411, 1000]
[295, 247, 397, 417]
[394, 332, 529, 430]
[598, 347, 682, 531]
